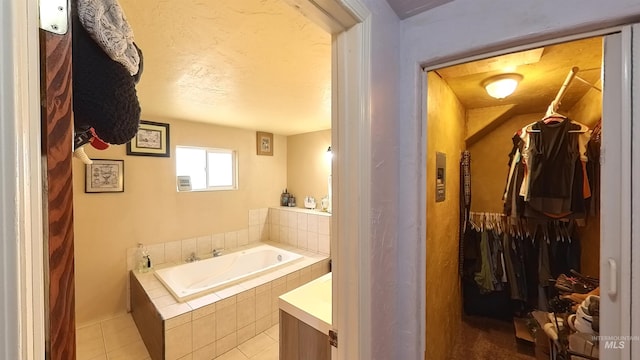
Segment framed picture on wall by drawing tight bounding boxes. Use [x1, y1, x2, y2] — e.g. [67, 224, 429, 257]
[256, 131, 273, 156]
[127, 120, 171, 157]
[85, 159, 124, 193]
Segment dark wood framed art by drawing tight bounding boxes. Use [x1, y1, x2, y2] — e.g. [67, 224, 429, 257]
[127, 120, 171, 157]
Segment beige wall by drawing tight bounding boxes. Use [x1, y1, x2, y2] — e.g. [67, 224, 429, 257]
[286, 130, 331, 208]
[468, 113, 544, 213]
[567, 79, 602, 128]
[73, 118, 287, 325]
[568, 83, 602, 278]
[425, 72, 465, 360]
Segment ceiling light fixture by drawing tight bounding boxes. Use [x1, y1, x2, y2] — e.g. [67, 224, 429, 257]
[482, 74, 523, 99]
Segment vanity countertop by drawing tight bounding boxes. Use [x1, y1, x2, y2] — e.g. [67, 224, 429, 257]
[279, 272, 332, 334]
[271, 206, 332, 216]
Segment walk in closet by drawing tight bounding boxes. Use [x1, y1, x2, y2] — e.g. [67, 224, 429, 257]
[426, 36, 603, 359]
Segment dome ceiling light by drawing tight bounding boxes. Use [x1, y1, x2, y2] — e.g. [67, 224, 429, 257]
[482, 73, 523, 99]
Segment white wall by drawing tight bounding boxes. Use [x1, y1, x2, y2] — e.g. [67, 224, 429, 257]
[2, 0, 44, 358]
[0, 4, 20, 357]
[359, 1, 402, 359]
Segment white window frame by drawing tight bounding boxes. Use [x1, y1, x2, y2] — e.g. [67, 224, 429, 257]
[176, 146, 238, 191]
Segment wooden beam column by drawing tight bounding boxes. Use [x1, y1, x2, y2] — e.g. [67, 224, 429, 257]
[40, 5, 76, 358]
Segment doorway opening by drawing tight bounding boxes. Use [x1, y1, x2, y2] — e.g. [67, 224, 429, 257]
[72, 1, 333, 359]
[425, 35, 604, 360]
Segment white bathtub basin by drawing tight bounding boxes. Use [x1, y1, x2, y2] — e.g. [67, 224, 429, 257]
[154, 244, 303, 302]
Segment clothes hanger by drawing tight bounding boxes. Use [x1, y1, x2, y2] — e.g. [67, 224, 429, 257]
[555, 222, 562, 242]
[543, 114, 567, 124]
[526, 115, 587, 133]
[527, 66, 589, 133]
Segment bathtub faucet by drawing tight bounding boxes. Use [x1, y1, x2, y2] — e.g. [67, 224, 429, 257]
[212, 248, 224, 257]
[185, 252, 199, 263]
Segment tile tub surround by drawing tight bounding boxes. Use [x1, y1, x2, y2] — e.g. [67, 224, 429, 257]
[267, 207, 331, 255]
[125, 207, 328, 313]
[127, 208, 270, 273]
[130, 243, 330, 360]
[125, 207, 328, 279]
[126, 208, 271, 312]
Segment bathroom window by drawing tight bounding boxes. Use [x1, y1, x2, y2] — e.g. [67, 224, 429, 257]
[176, 146, 238, 191]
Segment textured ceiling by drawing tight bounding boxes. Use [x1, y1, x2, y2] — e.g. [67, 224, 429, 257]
[436, 36, 603, 115]
[118, 1, 600, 136]
[119, 0, 331, 136]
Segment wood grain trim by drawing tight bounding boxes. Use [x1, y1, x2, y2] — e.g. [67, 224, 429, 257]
[298, 318, 330, 360]
[279, 311, 299, 360]
[40, 18, 75, 360]
[280, 310, 330, 360]
[130, 272, 164, 360]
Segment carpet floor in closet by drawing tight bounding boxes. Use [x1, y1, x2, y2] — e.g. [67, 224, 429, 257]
[448, 315, 537, 360]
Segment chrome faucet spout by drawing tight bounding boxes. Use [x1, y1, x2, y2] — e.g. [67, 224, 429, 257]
[185, 252, 199, 263]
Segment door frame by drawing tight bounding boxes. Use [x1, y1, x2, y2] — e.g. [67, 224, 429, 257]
[284, 0, 373, 358]
[631, 23, 640, 360]
[1, 0, 46, 359]
[422, 26, 635, 358]
[5, 1, 373, 360]
[600, 28, 633, 358]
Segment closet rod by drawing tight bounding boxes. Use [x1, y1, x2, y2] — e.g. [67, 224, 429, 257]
[546, 66, 579, 116]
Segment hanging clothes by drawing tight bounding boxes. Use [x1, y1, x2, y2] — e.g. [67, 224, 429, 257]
[462, 215, 583, 308]
[527, 119, 580, 214]
[585, 120, 602, 217]
[504, 116, 592, 220]
[459, 151, 471, 275]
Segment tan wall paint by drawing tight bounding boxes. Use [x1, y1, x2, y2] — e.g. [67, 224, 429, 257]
[73, 118, 287, 325]
[286, 130, 332, 207]
[425, 72, 465, 360]
[468, 113, 543, 213]
[568, 83, 602, 278]
[567, 79, 602, 129]
[465, 104, 516, 144]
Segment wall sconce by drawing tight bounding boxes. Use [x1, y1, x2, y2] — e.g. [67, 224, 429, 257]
[325, 146, 333, 161]
[482, 73, 523, 99]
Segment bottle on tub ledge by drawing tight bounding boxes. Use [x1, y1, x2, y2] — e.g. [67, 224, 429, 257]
[280, 189, 290, 207]
[287, 194, 296, 207]
[304, 196, 316, 209]
[320, 195, 330, 213]
[136, 243, 152, 273]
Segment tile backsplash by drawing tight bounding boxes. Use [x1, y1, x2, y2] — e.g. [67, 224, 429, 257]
[267, 207, 331, 255]
[126, 207, 331, 273]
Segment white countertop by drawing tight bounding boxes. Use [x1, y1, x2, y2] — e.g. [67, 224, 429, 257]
[278, 272, 332, 334]
[271, 206, 332, 216]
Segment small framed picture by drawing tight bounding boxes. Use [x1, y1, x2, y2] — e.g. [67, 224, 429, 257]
[85, 159, 124, 193]
[256, 131, 273, 156]
[127, 120, 171, 157]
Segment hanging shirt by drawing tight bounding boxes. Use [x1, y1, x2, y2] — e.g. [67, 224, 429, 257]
[518, 119, 591, 203]
[527, 119, 580, 214]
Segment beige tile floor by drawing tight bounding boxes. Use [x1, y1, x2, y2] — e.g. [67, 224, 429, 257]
[77, 313, 280, 360]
